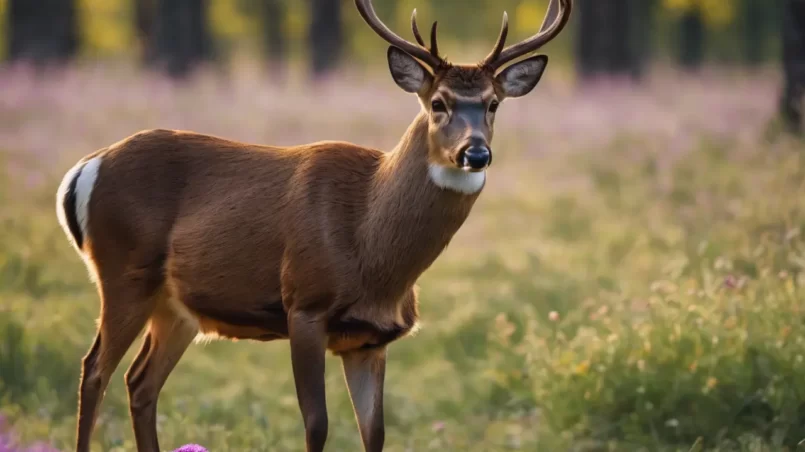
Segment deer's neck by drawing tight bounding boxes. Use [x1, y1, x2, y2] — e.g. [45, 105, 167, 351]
[359, 112, 483, 298]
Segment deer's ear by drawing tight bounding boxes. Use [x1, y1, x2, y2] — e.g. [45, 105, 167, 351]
[496, 55, 548, 98]
[387, 46, 432, 94]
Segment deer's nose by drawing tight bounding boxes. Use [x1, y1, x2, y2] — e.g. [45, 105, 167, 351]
[460, 145, 491, 170]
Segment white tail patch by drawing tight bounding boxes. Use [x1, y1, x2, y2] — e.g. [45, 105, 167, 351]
[428, 164, 486, 195]
[56, 155, 102, 251]
[56, 162, 83, 249]
[74, 156, 102, 239]
[56, 156, 103, 283]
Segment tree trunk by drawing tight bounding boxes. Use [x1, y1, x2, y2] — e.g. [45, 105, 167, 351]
[780, 0, 805, 135]
[576, 0, 645, 80]
[150, 0, 214, 79]
[741, 0, 767, 67]
[632, 0, 655, 78]
[308, 0, 343, 78]
[7, 0, 78, 66]
[676, 6, 705, 70]
[135, 0, 156, 65]
[611, 0, 646, 78]
[263, 0, 287, 72]
[576, 0, 603, 78]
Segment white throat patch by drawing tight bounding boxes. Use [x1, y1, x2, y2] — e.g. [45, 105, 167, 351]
[428, 164, 486, 195]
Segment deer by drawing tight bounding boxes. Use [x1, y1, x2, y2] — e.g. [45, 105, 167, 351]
[55, 0, 572, 451]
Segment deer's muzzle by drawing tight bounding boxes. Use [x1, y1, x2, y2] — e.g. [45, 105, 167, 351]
[459, 145, 491, 170]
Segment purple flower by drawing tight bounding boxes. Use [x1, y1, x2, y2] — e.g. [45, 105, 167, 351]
[0, 415, 61, 452]
[173, 445, 208, 452]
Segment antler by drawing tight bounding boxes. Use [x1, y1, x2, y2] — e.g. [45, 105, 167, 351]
[355, 0, 443, 69]
[411, 9, 439, 60]
[481, 0, 573, 72]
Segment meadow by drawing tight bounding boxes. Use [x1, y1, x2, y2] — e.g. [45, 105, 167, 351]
[1, 62, 804, 451]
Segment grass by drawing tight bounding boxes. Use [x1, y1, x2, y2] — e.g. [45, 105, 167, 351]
[1, 61, 804, 451]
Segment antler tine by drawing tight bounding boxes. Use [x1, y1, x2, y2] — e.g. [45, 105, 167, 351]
[411, 9, 439, 59]
[429, 21, 439, 58]
[483, 12, 509, 66]
[411, 9, 427, 47]
[538, 0, 562, 36]
[356, 0, 443, 69]
[482, 0, 573, 72]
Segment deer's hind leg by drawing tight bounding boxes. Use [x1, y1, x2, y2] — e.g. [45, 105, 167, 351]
[125, 292, 198, 452]
[75, 274, 158, 452]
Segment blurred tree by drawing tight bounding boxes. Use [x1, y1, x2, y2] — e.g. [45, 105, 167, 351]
[148, 0, 214, 78]
[780, 0, 805, 135]
[576, 0, 604, 77]
[262, 0, 287, 72]
[135, 0, 156, 65]
[576, 0, 647, 80]
[675, 4, 705, 70]
[230, 0, 285, 73]
[6, 0, 78, 65]
[308, 0, 342, 77]
[740, 0, 767, 66]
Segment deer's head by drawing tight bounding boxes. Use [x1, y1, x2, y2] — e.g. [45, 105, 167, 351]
[356, 0, 572, 175]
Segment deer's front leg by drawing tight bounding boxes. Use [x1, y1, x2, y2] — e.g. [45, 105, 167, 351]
[341, 347, 387, 452]
[289, 309, 329, 452]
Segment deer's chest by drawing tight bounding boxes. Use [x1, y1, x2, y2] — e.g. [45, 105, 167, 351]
[324, 288, 419, 355]
[325, 320, 412, 355]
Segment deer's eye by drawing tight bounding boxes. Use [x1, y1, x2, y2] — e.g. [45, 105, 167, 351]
[489, 100, 500, 113]
[431, 99, 447, 113]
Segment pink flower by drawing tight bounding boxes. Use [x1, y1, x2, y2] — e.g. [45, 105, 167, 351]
[173, 445, 208, 452]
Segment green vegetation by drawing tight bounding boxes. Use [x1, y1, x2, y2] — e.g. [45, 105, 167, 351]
[1, 69, 804, 451]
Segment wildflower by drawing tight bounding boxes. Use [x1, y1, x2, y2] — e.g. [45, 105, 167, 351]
[665, 418, 679, 428]
[706, 377, 718, 389]
[548, 311, 560, 322]
[495, 313, 516, 343]
[174, 445, 208, 452]
[432, 421, 445, 432]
